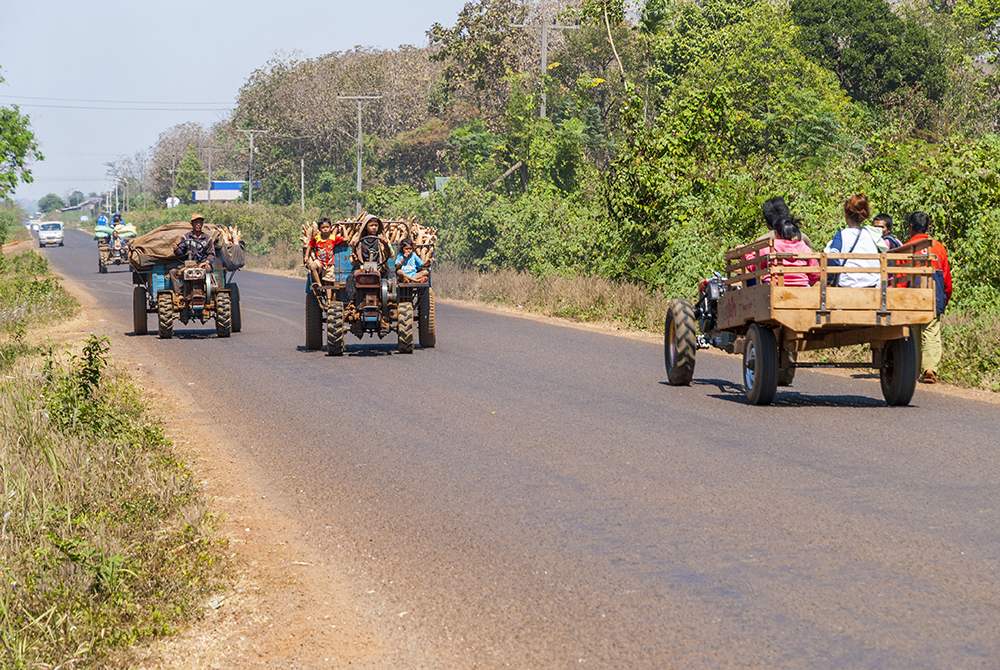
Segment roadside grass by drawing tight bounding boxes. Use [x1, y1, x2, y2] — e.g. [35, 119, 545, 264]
[4, 226, 32, 244]
[0, 251, 228, 667]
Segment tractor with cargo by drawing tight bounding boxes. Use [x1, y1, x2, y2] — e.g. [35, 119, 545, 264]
[127, 221, 246, 339]
[303, 215, 437, 355]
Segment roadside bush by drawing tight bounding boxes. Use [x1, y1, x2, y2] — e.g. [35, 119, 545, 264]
[1, 337, 226, 667]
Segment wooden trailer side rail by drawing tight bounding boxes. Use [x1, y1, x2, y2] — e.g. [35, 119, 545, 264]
[718, 238, 938, 333]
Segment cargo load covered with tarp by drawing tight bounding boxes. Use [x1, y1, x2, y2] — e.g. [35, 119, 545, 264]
[95, 222, 138, 240]
[128, 221, 246, 272]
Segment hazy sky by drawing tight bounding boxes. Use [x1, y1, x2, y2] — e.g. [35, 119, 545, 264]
[1, 0, 469, 206]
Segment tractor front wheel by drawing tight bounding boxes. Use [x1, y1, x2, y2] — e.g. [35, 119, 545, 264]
[227, 283, 242, 333]
[326, 301, 345, 356]
[664, 298, 697, 385]
[157, 292, 174, 339]
[397, 302, 414, 354]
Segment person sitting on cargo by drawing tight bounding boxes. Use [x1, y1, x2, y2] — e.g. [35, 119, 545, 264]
[393, 238, 430, 283]
[823, 194, 887, 288]
[305, 218, 346, 282]
[169, 213, 216, 293]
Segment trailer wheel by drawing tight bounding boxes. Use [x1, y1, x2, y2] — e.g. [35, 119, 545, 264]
[215, 292, 232, 338]
[418, 288, 436, 348]
[744, 323, 778, 405]
[226, 283, 242, 333]
[157, 292, 174, 339]
[305, 292, 323, 350]
[881, 335, 917, 406]
[326, 301, 345, 356]
[133, 286, 148, 335]
[664, 298, 697, 385]
[397, 302, 414, 354]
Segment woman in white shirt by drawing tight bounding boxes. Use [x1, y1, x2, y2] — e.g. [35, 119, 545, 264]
[823, 193, 888, 287]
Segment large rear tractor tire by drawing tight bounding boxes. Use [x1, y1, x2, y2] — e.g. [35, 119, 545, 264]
[227, 283, 242, 333]
[418, 288, 436, 348]
[305, 292, 323, 350]
[881, 335, 918, 406]
[664, 298, 697, 385]
[157, 292, 174, 339]
[215, 292, 232, 338]
[397, 302, 414, 354]
[743, 323, 778, 406]
[133, 286, 148, 335]
[326, 301, 345, 356]
[99, 254, 108, 274]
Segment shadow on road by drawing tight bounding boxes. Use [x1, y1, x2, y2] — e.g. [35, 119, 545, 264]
[661, 378, 893, 408]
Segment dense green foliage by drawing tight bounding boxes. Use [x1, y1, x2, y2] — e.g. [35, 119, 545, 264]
[0, 68, 42, 200]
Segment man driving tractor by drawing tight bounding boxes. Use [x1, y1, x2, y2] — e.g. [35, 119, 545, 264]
[170, 213, 215, 293]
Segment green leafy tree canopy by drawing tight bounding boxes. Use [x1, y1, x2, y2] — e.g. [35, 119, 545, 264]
[1, 68, 43, 199]
[175, 145, 206, 203]
[38, 193, 66, 213]
[791, 0, 948, 104]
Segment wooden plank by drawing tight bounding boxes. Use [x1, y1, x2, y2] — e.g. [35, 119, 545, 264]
[718, 284, 772, 330]
[784, 326, 908, 351]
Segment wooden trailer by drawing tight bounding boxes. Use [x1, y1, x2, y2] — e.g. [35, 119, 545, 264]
[664, 238, 940, 405]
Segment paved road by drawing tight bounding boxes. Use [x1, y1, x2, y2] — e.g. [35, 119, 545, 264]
[41, 229, 1000, 668]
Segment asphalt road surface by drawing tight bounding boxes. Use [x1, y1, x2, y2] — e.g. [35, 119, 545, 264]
[40, 229, 1000, 668]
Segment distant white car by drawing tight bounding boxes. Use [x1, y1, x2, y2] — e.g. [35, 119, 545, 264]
[38, 221, 65, 247]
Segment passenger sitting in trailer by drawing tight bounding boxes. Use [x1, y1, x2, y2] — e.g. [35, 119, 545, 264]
[345, 215, 393, 303]
[393, 238, 431, 283]
[745, 218, 819, 287]
[305, 217, 346, 283]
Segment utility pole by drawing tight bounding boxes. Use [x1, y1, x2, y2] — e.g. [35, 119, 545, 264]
[338, 94, 382, 216]
[300, 157, 305, 213]
[240, 129, 268, 206]
[513, 20, 579, 118]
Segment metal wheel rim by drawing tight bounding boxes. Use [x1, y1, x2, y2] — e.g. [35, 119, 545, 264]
[745, 340, 757, 389]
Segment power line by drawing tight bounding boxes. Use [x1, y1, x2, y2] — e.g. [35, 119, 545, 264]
[8, 103, 231, 111]
[1, 94, 232, 104]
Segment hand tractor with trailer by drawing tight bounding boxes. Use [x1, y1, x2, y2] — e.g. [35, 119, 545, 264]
[127, 221, 246, 338]
[303, 216, 437, 355]
[664, 238, 939, 406]
[94, 221, 137, 273]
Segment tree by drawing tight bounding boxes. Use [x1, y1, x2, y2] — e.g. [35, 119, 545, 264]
[1, 68, 43, 200]
[427, 0, 528, 114]
[791, 0, 948, 104]
[175, 146, 206, 203]
[68, 190, 84, 206]
[38, 193, 66, 213]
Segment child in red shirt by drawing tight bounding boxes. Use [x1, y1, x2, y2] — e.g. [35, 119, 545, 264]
[306, 218, 346, 281]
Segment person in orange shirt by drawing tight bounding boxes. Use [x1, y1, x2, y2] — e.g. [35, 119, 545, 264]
[905, 212, 952, 384]
[305, 218, 346, 282]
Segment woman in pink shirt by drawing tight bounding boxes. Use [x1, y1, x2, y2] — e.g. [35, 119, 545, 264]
[748, 218, 819, 286]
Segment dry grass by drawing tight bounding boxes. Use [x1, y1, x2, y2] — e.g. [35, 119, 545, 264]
[434, 266, 672, 332]
[247, 239, 306, 274]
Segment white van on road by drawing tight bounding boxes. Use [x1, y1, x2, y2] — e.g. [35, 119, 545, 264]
[38, 222, 65, 247]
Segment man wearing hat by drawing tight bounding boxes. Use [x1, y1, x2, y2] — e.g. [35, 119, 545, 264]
[170, 213, 216, 292]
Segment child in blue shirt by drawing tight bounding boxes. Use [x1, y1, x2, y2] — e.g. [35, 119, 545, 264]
[393, 238, 429, 283]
